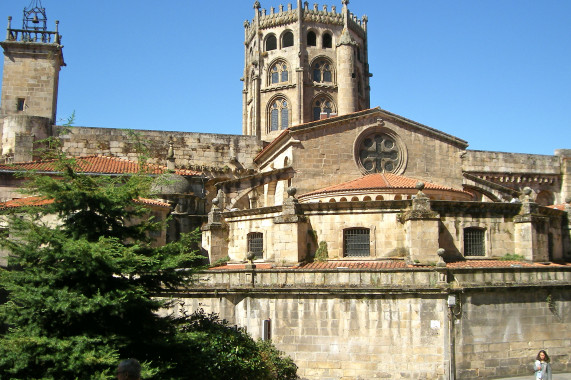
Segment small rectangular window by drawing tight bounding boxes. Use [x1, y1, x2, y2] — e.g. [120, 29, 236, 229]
[344, 228, 370, 257]
[464, 228, 485, 256]
[248, 232, 263, 259]
[17, 98, 25, 111]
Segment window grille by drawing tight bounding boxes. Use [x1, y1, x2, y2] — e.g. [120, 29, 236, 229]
[248, 232, 263, 258]
[344, 228, 370, 257]
[464, 228, 485, 256]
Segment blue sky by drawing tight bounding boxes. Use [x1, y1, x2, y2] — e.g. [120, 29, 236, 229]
[1, 0, 569, 155]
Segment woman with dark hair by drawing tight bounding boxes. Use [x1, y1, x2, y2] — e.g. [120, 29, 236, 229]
[534, 350, 552, 380]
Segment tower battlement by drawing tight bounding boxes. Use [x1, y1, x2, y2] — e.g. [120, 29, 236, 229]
[245, 1, 366, 41]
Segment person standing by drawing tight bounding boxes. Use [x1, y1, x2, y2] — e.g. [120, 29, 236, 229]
[534, 350, 552, 380]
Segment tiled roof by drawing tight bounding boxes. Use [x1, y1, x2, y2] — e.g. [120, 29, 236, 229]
[1, 196, 170, 210]
[208, 260, 570, 270]
[0, 155, 201, 176]
[133, 198, 171, 208]
[548, 204, 569, 211]
[300, 173, 468, 197]
[0, 196, 53, 209]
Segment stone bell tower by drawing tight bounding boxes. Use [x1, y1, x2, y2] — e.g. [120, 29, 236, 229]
[242, 0, 370, 141]
[0, 0, 65, 162]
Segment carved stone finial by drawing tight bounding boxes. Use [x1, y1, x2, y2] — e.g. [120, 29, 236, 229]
[167, 140, 174, 159]
[212, 198, 219, 207]
[244, 20, 250, 27]
[523, 187, 532, 196]
[362, 15, 368, 23]
[253, 1, 261, 9]
[287, 187, 297, 197]
[436, 248, 447, 267]
[416, 182, 425, 191]
[342, 0, 349, 6]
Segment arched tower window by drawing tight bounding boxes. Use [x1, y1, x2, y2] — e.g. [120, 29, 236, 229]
[322, 32, 332, 48]
[312, 96, 336, 121]
[268, 97, 290, 131]
[312, 59, 333, 83]
[265, 34, 277, 51]
[282, 31, 294, 48]
[269, 60, 289, 85]
[307, 31, 316, 46]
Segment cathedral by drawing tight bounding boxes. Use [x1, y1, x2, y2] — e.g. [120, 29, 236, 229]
[1, 1, 570, 379]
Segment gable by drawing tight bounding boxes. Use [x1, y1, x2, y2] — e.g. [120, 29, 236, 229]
[256, 108, 469, 196]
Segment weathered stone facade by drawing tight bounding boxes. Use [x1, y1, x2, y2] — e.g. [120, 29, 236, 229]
[1, 2, 570, 379]
[163, 266, 571, 380]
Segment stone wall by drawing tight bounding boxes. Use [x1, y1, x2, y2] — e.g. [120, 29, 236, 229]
[59, 126, 263, 170]
[463, 150, 560, 174]
[284, 114, 467, 197]
[164, 267, 571, 380]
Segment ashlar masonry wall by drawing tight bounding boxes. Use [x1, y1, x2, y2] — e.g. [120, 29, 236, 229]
[164, 267, 571, 380]
[59, 126, 263, 169]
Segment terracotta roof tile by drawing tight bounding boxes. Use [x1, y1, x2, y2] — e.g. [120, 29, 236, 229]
[1, 196, 171, 210]
[208, 260, 570, 271]
[0, 196, 53, 209]
[548, 204, 569, 211]
[133, 198, 171, 208]
[0, 155, 201, 176]
[300, 173, 468, 197]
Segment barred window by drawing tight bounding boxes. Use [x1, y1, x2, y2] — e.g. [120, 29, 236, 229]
[464, 228, 485, 257]
[344, 228, 370, 257]
[248, 232, 263, 259]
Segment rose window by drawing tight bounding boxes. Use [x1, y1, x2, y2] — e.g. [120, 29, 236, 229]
[358, 133, 400, 173]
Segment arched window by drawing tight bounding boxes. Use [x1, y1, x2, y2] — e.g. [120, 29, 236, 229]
[247, 232, 264, 259]
[464, 228, 485, 257]
[282, 31, 294, 48]
[269, 61, 289, 85]
[312, 96, 336, 121]
[344, 228, 370, 257]
[269, 97, 289, 131]
[312, 59, 332, 83]
[265, 34, 277, 51]
[307, 31, 316, 46]
[322, 33, 332, 48]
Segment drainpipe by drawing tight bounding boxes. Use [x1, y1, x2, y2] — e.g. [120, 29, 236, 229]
[447, 294, 457, 380]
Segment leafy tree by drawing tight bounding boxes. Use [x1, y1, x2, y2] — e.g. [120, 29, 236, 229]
[0, 128, 297, 379]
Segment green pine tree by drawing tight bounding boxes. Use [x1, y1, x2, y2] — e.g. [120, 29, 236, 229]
[0, 125, 297, 379]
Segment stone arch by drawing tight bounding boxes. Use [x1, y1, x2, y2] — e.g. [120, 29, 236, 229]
[265, 33, 277, 51]
[267, 58, 290, 86]
[281, 30, 294, 48]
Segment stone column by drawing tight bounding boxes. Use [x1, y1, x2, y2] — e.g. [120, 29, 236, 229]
[201, 198, 228, 264]
[514, 187, 549, 262]
[336, 28, 357, 116]
[402, 183, 441, 265]
[555, 149, 571, 204]
[272, 187, 307, 264]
